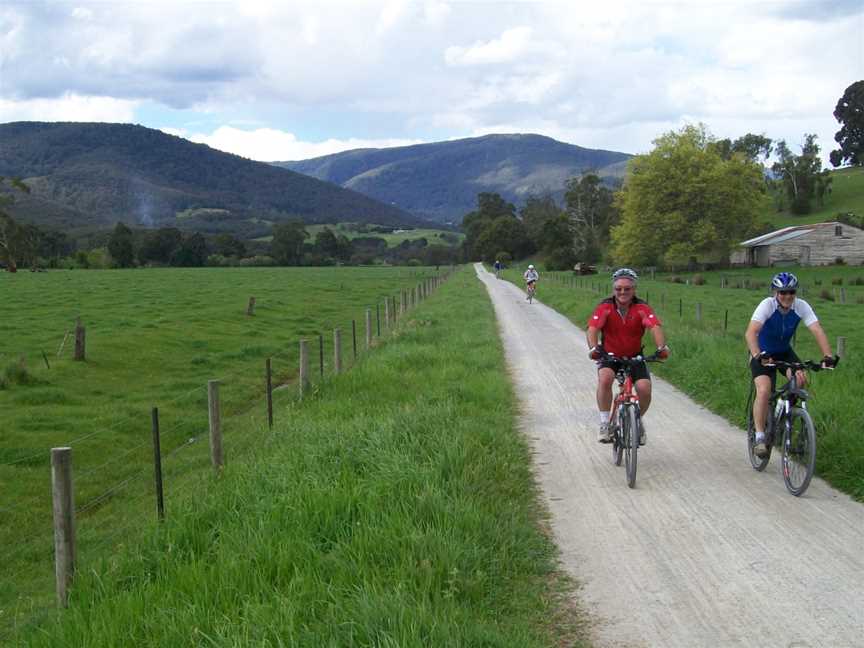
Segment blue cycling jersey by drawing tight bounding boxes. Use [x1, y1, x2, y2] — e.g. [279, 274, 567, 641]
[750, 297, 818, 355]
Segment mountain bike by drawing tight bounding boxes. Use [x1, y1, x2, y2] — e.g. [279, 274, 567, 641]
[526, 281, 536, 304]
[745, 358, 837, 497]
[606, 352, 662, 488]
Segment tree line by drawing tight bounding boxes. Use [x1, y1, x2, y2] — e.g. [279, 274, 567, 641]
[460, 80, 864, 271]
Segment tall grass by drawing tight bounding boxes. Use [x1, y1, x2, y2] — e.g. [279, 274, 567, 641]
[13, 267, 584, 647]
[0, 265, 441, 639]
[520, 266, 864, 501]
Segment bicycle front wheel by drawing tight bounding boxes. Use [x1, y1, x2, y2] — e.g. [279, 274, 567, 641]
[782, 407, 816, 496]
[623, 405, 639, 488]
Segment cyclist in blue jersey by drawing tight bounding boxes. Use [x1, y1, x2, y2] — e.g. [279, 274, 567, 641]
[744, 272, 836, 458]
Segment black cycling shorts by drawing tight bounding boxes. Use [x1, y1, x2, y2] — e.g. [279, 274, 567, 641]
[750, 348, 801, 384]
[597, 357, 651, 382]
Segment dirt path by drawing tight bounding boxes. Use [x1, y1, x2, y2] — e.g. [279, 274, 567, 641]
[476, 264, 863, 648]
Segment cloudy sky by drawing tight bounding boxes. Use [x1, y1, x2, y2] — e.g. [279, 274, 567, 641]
[1, 0, 861, 165]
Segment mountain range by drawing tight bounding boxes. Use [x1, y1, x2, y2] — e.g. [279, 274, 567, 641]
[0, 123, 632, 239]
[0, 122, 420, 239]
[275, 134, 631, 224]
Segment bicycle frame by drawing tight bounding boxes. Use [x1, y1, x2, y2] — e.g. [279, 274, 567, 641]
[746, 357, 835, 496]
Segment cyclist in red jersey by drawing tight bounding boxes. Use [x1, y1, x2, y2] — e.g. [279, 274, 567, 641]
[586, 268, 669, 443]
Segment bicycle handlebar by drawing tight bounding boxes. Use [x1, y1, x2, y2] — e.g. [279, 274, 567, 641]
[602, 352, 664, 364]
[764, 358, 837, 372]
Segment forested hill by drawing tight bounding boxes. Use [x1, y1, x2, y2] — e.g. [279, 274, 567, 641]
[275, 133, 632, 223]
[0, 122, 421, 237]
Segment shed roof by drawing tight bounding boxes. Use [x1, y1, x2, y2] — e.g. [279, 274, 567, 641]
[738, 222, 839, 248]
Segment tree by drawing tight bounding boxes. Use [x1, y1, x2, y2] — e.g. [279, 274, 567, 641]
[138, 227, 182, 265]
[270, 220, 308, 265]
[520, 193, 564, 249]
[0, 177, 31, 271]
[565, 174, 616, 264]
[610, 124, 767, 268]
[108, 222, 135, 268]
[461, 192, 518, 260]
[830, 80, 864, 167]
[772, 135, 832, 215]
[213, 233, 246, 258]
[173, 233, 208, 267]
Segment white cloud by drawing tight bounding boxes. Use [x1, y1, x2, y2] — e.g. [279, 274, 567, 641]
[178, 125, 425, 162]
[445, 27, 534, 66]
[0, 93, 138, 123]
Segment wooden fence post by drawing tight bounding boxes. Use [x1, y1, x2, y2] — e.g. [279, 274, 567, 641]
[352, 320, 357, 360]
[73, 317, 86, 361]
[265, 358, 273, 429]
[365, 309, 372, 349]
[246, 297, 256, 316]
[840, 287, 846, 304]
[208, 380, 223, 471]
[319, 334, 324, 378]
[51, 447, 75, 608]
[299, 340, 310, 398]
[384, 298, 390, 330]
[696, 303, 702, 322]
[376, 303, 381, 337]
[837, 336, 846, 360]
[334, 329, 342, 374]
[151, 408, 165, 521]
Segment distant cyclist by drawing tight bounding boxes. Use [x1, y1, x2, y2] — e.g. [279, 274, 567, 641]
[587, 268, 669, 444]
[494, 259, 502, 278]
[523, 264, 539, 300]
[744, 272, 835, 458]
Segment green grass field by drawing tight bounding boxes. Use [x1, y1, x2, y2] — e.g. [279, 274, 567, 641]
[762, 166, 864, 229]
[8, 266, 584, 647]
[515, 264, 864, 501]
[0, 265, 443, 638]
[255, 223, 463, 247]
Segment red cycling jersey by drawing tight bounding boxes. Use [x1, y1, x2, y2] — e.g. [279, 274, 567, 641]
[587, 297, 661, 356]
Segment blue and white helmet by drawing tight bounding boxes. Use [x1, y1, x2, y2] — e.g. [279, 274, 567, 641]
[771, 272, 798, 291]
[612, 267, 638, 283]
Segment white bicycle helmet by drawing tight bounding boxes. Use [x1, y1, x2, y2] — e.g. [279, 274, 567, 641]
[528, 264, 535, 270]
[612, 267, 638, 282]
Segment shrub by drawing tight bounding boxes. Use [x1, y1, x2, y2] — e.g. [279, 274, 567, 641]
[851, 276, 864, 286]
[692, 274, 706, 285]
[835, 257, 846, 265]
[814, 279, 822, 286]
[2, 361, 38, 387]
[670, 275, 685, 284]
[819, 288, 834, 301]
[832, 277, 844, 285]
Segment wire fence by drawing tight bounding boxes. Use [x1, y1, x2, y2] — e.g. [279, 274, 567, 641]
[0, 268, 454, 642]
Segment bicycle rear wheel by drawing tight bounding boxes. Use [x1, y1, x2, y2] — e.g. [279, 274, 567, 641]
[782, 407, 816, 496]
[623, 405, 638, 488]
[747, 408, 770, 471]
[612, 413, 623, 466]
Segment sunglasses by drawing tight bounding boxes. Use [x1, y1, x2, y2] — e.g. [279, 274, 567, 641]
[614, 287, 633, 292]
[777, 290, 797, 296]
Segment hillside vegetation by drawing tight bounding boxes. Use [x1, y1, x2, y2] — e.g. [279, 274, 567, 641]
[761, 166, 864, 230]
[11, 267, 584, 647]
[277, 133, 631, 224]
[0, 122, 421, 238]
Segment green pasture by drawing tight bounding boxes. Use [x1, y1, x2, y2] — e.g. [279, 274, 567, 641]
[11, 266, 583, 647]
[255, 223, 463, 247]
[508, 263, 864, 501]
[0, 265, 441, 638]
[762, 166, 864, 229]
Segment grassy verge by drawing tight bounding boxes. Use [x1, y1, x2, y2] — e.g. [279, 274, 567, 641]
[16, 267, 585, 647]
[0, 266, 438, 638]
[508, 265, 864, 501]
